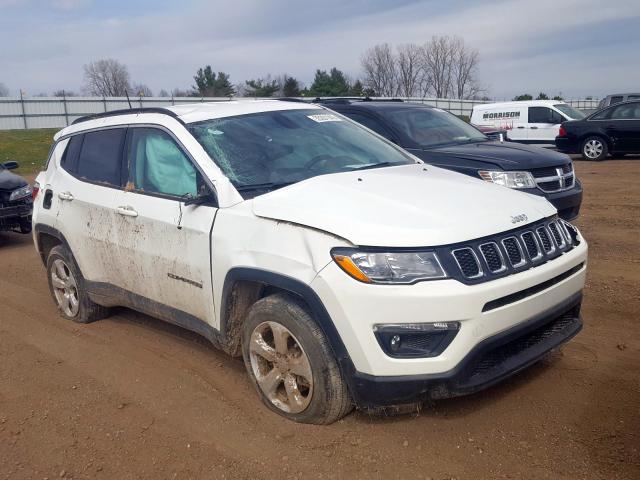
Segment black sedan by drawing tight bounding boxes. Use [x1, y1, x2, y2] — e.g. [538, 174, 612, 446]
[556, 100, 640, 161]
[0, 161, 33, 234]
[320, 99, 582, 220]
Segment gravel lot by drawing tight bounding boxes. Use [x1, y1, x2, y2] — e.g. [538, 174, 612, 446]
[1, 159, 638, 479]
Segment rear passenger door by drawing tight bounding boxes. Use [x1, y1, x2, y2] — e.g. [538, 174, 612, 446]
[52, 128, 128, 285]
[111, 126, 218, 325]
[527, 107, 564, 143]
[605, 102, 640, 152]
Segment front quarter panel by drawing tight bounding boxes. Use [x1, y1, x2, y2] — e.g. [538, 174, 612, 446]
[210, 200, 351, 329]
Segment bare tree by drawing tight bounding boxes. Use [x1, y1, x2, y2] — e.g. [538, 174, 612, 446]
[132, 83, 153, 97]
[421, 36, 456, 98]
[361, 43, 397, 96]
[451, 37, 481, 99]
[83, 59, 131, 96]
[396, 43, 428, 97]
[0, 82, 9, 97]
[53, 89, 77, 97]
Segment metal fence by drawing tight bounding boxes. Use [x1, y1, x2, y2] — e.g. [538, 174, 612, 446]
[0, 95, 602, 130]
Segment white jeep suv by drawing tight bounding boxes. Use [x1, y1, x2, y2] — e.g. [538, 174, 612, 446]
[33, 101, 587, 424]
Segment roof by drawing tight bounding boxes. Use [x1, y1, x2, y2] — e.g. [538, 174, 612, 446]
[55, 100, 322, 140]
[166, 100, 321, 123]
[321, 100, 434, 112]
[473, 100, 567, 110]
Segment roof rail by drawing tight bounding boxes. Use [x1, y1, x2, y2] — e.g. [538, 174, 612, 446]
[71, 107, 183, 125]
[276, 97, 310, 103]
[313, 97, 405, 104]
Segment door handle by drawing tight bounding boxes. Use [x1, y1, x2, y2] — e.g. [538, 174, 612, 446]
[116, 206, 138, 217]
[530, 126, 538, 129]
[517, 126, 525, 129]
[57, 191, 74, 201]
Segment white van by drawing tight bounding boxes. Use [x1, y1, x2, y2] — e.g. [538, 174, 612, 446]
[471, 100, 586, 144]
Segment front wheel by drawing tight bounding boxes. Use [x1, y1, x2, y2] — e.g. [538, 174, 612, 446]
[581, 136, 608, 161]
[241, 293, 352, 424]
[46, 245, 110, 323]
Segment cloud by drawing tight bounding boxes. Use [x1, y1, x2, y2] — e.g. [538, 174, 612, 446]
[1, 0, 639, 98]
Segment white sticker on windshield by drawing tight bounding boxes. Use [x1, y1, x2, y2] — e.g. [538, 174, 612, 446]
[307, 114, 342, 123]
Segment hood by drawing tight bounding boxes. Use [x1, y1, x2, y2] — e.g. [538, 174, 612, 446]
[0, 168, 28, 191]
[252, 164, 556, 247]
[411, 141, 570, 170]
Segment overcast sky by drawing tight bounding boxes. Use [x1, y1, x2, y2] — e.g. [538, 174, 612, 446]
[1, 0, 639, 98]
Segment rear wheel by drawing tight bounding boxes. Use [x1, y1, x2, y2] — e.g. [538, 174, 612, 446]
[242, 293, 352, 424]
[581, 136, 608, 161]
[46, 245, 110, 323]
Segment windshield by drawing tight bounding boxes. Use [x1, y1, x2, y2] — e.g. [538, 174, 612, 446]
[385, 107, 487, 148]
[554, 104, 586, 120]
[188, 109, 414, 191]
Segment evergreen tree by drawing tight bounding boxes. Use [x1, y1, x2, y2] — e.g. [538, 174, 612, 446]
[282, 76, 301, 97]
[244, 78, 280, 97]
[193, 66, 235, 96]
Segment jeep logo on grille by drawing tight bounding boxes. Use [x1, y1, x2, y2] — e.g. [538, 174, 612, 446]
[511, 214, 528, 224]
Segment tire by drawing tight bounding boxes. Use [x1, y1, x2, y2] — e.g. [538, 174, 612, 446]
[241, 293, 353, 424]
[581, 136, 608, 161]
[46, 245, 110, 323]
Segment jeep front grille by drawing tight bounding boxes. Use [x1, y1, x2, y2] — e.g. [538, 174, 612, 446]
[446, 217, 579, 284]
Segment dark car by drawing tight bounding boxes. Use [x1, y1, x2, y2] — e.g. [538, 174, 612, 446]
[320, 99, 582, 220]
[556, 100, 640, 161]
[473, 124, 509, 142]
[0, 161, 33, 234]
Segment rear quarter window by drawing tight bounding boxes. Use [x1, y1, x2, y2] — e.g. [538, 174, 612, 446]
[60, 134, 83, 173]
[75, 128, 126, 186]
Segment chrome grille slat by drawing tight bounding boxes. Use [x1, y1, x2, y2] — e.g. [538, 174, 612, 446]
[479, 242, 506, 273]
[521, 231, 542, 261]
[548, 221, 566, 249]
[536, 227, 555, 254]
[452, 248, 483, 279]
[501, 237, 527, 268]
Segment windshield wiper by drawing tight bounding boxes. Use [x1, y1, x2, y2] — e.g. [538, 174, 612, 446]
[348, 161, 405, 172]
[235, 181, 296, 192]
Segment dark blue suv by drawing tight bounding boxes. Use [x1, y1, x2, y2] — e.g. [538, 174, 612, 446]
[320, 99, 583, 221]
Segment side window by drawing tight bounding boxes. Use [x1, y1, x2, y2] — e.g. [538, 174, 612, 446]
[528, 107, 558, 124]
[591, 107, 612, 120]
[610, 96, 624, 105]
[76, 129, 126, 186]
[609, 103, 640, 120]
[343, 112, 392, 139]
[60, 134, 84, 174]
[128, 128, 197, 198]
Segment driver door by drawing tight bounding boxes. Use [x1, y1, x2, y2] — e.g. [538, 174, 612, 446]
[111, 126, 217, 325]
[527, 107, 564, 143]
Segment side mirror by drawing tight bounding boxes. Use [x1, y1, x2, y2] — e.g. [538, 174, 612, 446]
[184, 192, 215, 207]
[3, 161, 18, 170]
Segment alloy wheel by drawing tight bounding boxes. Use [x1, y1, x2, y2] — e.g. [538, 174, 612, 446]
[249, 321, 313, 413]
[50, 259, 80, 317]
[583, 139, 604, 159]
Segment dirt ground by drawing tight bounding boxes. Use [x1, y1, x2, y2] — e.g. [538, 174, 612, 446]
[1, 159, 639, 480]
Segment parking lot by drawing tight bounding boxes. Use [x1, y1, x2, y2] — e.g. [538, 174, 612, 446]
[0, 158, 638, 480]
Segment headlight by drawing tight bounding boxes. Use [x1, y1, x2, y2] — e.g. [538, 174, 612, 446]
[331, 248, 447, 284]
[9, 185, 32, 201]
[478, 170, 536, 189]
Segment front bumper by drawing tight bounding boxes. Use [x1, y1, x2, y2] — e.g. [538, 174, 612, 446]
[350, 293, 582, 407]
[312, 236, 587, 407]
[0, 202, 33, 232]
